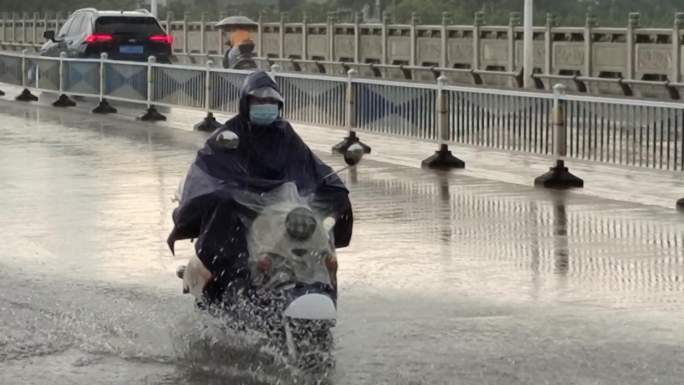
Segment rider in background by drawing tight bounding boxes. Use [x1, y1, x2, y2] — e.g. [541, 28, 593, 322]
[223, 27, 257, 69]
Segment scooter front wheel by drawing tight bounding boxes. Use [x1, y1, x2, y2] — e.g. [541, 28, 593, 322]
[284, 319, 335, 373]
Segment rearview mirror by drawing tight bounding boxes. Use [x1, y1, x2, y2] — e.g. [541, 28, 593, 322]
[323, 217, 336, 232]
[215, 130, 239, 150]
[343, 143, 364, 166]
[43, 30, 55, 41]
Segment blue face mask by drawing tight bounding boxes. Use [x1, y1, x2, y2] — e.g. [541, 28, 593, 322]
[249, 103, 279, 126]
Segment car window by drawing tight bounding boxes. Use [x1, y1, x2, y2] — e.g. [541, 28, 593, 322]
[77, 14, 92, 35]
[57, 17, 73, 38]
[66, 14, 84, 36]
[94, 17, 164, 36]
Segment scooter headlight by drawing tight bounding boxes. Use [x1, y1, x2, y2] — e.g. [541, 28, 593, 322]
[285, 207, 317, 241]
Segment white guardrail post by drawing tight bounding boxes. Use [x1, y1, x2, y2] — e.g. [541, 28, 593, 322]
[200, 12, 206, 55]
[15, 48, 38, 101]
[204, 60, 211, 115]
[332, 68, 371, 155]
[421, 75, 465, 169]
[553, 84, 567, 159]
[193, 59, 221, 131]
[92, 52, 116, 114]
[139, 55, 166, 121]
[43, 12, 49, 49]
[22, 12, 28, 44]
[345, 68, 355, 132]
[270, 63, 281, 76]
[182, 13, 189, 55]
[534, 83, 584, 188]
[0, 52, 4, 95]
[268, 63, 283, 122]
[10, 12, 15, 44]
[53, 51, 76, 107]
[32, 12, 38, 47]
[1, 13, 6, 45]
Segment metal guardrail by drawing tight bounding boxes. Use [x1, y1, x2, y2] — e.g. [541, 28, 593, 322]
[4, 43, 684, 102]
[0, 52, 21, 85]
[353, 79, 437, 140]
[5, 42, 684, 104]
[277, 74, 346, 128]
[562, 95, 684, 170]
[105, 60, 148, 102]
[1, 50, 683, 174]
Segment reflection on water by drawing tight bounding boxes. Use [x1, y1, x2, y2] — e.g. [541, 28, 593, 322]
[348, 168, 684, 306]
[552, 192, 569, 277]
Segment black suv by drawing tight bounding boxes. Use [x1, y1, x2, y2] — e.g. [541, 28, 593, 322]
[40, 9, 172, 63]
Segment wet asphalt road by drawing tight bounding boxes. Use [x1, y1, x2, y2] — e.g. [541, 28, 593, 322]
[0, 94, 683, 385]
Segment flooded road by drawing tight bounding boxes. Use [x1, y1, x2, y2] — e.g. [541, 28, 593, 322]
[0, 98, 683, 385]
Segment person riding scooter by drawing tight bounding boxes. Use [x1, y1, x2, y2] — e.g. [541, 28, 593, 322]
[222, 27, 257, 69]
[167, 70, 353, 304]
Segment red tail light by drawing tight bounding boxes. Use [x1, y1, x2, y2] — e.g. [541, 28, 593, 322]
[149, 34, 173, 45]
[85, 34, 113, 44]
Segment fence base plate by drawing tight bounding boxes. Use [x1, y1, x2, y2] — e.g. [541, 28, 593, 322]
[677, 198, 684, 212]
[139, 106, 167, 122]
[15, 88, 38, 102]
[92, 99, 117, 114]
[534, 160, 584, 189]
[53, 94, 76, 108]
[194, 112, 222, 132]
[332, 131, 371, 155]
[422, 144, 466, 170]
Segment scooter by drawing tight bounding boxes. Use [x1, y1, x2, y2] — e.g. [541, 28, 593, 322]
[175, 137, 364, 370]
[222, 41, 258, 70]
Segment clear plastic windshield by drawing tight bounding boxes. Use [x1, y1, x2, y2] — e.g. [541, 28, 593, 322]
[234, 182, 336, 288]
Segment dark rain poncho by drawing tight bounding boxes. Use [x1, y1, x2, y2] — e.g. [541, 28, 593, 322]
[168, 71, 353, 291]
